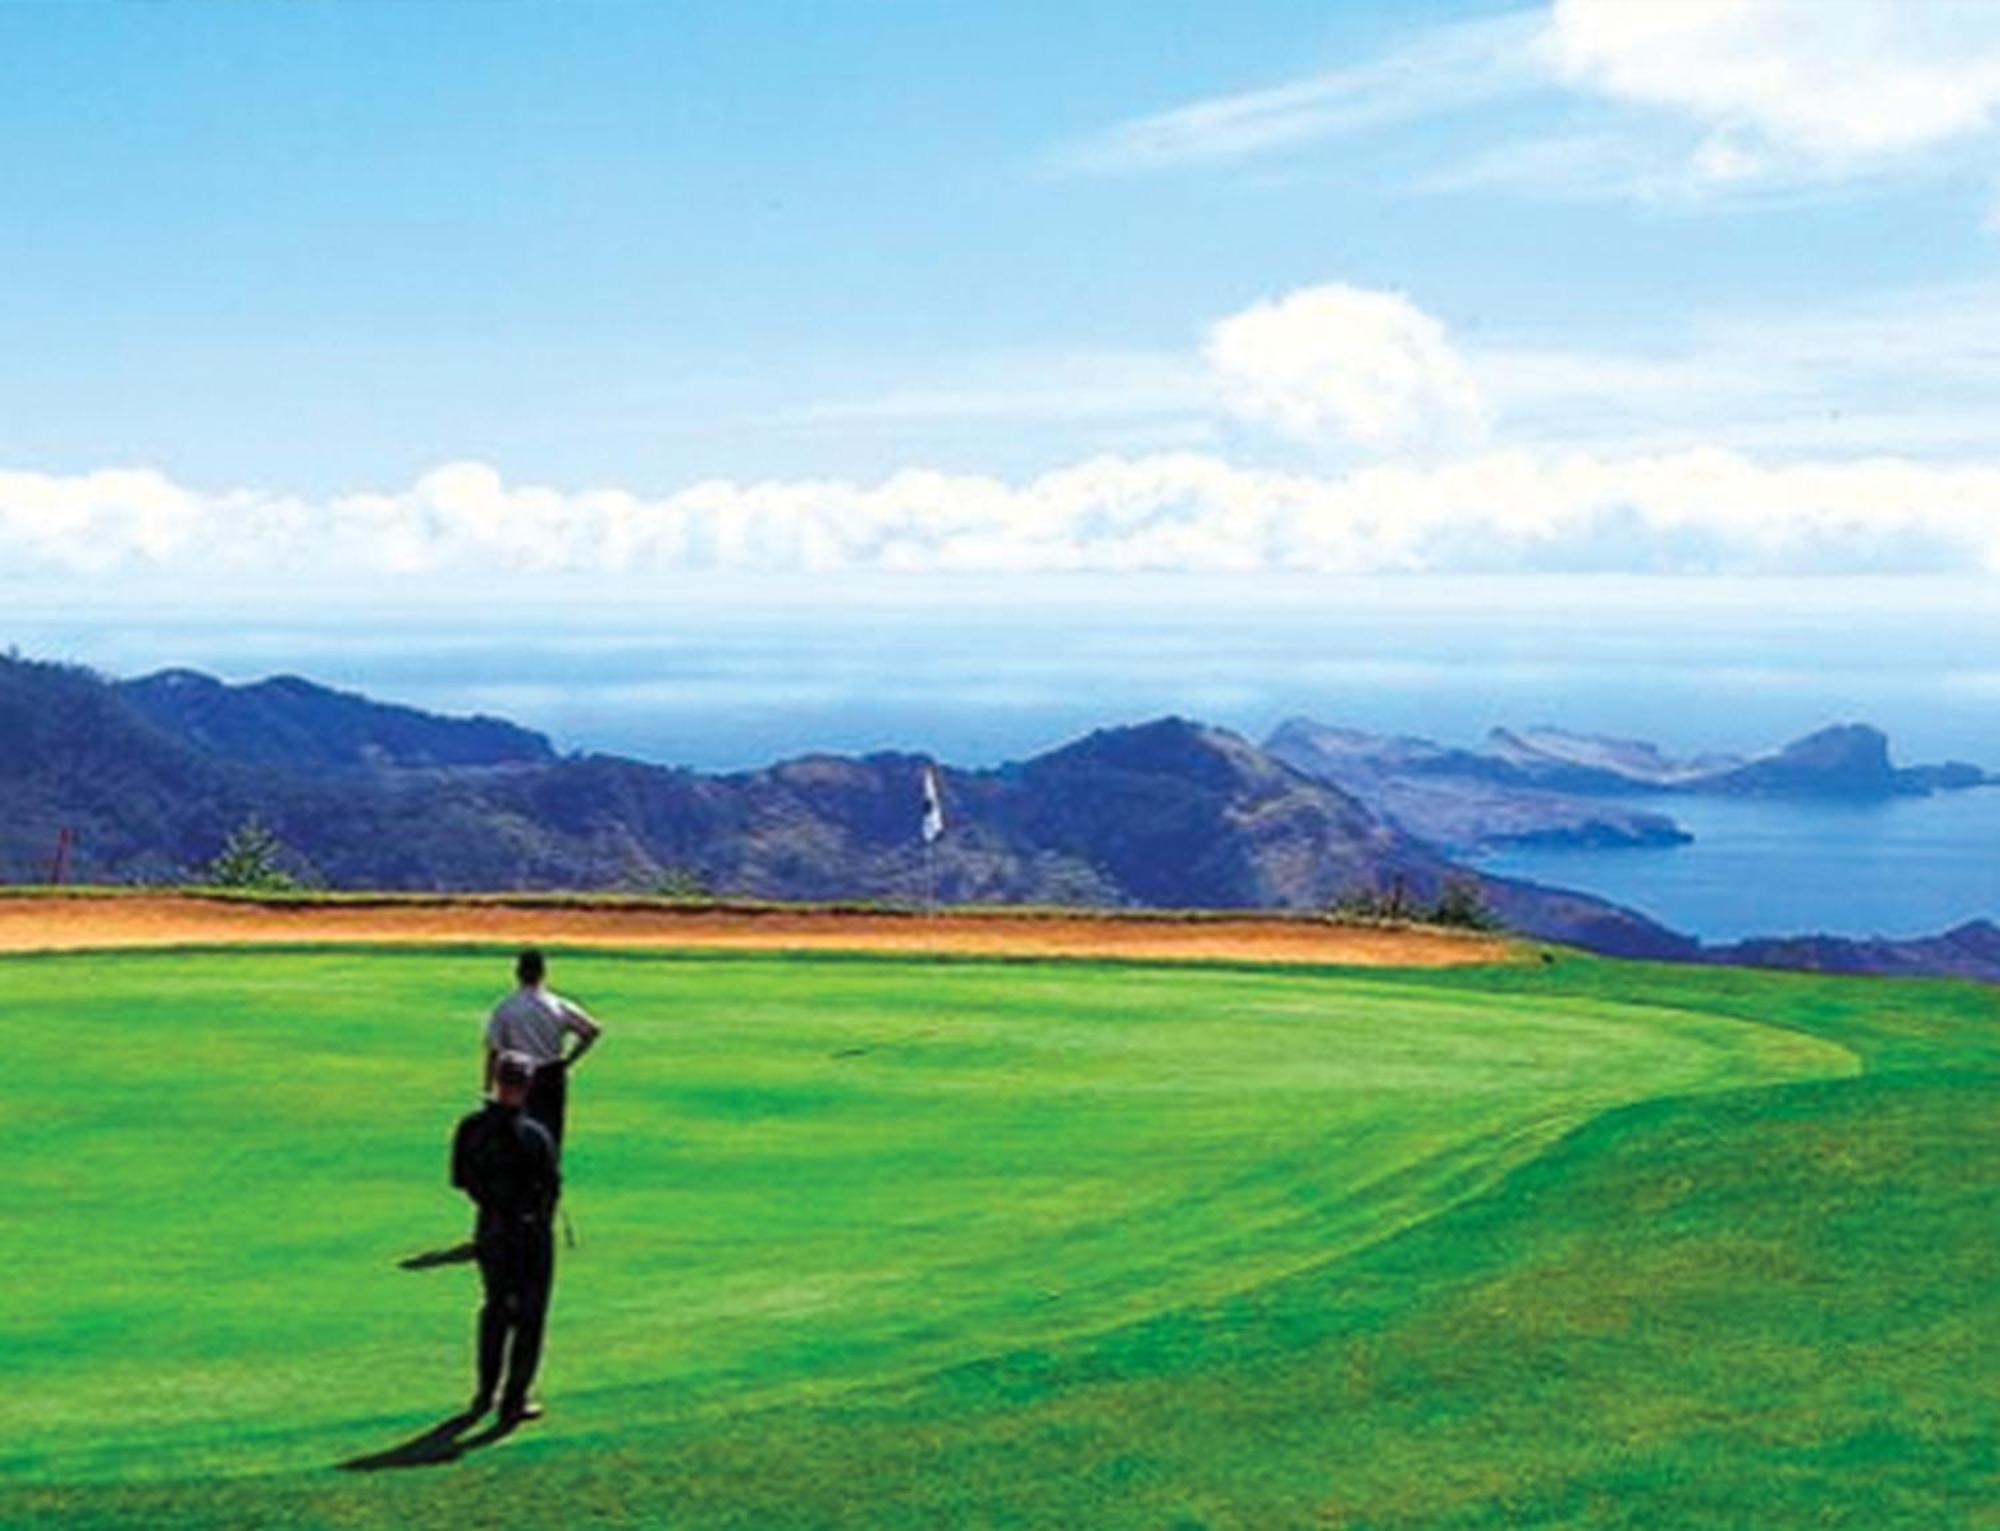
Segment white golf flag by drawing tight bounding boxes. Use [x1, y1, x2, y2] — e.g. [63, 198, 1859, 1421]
[921, 764, 945, 844]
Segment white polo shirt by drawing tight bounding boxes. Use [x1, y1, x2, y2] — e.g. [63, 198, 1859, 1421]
[486, 984, 600, 1065]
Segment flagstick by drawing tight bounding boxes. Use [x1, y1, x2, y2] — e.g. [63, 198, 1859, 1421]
[920, 762, 945, 917]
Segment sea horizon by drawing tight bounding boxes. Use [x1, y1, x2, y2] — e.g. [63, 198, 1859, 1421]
[12, 572, 2000, 776]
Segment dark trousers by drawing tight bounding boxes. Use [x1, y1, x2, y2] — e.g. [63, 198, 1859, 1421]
[526, 1064, 568, 1150]
[475, 1215, 555, 1410]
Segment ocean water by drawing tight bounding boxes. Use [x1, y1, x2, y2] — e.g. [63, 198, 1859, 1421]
[18, 574, 2000, 772]
[1482, 789, 2000, 941]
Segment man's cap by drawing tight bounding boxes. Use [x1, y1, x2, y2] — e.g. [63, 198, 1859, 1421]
[495, 1050, 536, 1087]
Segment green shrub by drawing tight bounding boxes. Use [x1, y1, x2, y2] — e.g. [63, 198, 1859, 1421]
[1429, 875, 1502, 930]
[1332, 875, 1501, 931]
[653, 864, 713, 901]
[206, 817, 303, 891]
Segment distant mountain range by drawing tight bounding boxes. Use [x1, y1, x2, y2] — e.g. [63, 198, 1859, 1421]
[1268, 718, 1991, 854]
[1710, 919, 2000, 983]
[1464, 719, 1984, 797]
[2, 651, 1993, 981]
[0, 653, 1685, 956]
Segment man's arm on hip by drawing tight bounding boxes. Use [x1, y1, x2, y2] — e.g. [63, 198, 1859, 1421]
[560, 998, 602, 1067]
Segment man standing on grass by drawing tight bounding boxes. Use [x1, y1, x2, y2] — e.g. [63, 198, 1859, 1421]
[452, 1050, 560, 1424]
[485, 948, 602, 1150]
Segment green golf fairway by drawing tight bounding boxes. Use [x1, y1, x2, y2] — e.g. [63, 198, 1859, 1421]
[6, 946, 1994, 1528]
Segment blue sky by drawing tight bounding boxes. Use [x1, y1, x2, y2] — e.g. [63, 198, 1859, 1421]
[5, 0, 1998, 491]
[5, 1, 2000, 760]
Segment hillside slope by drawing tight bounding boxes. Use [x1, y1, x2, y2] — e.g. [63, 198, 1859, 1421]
[119, 669, 555, 775]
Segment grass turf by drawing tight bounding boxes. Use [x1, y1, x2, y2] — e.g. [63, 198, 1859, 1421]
[3, 946, 1992, 1527]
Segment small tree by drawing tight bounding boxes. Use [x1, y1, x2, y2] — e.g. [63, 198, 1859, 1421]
[1331, 876, 1415, 922]
[207, 817, 301, 891]
[1428, 876, 1501, 931]
[1332, 875, 1502, 932]
[653, 864, 712, 901]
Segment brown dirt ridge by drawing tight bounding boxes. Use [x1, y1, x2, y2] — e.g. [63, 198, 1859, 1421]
[0, 892, 1511, 967]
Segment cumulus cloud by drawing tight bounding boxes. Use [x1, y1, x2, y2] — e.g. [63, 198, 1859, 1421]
[1545, 0, 2000, 174]
[4, 448, 1999, 581]
[1203, 284, 1489, 452]
[0, 467, 254, 572]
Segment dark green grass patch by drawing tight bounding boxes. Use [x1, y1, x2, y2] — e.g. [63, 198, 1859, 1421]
[4, 948, 1991, 1528]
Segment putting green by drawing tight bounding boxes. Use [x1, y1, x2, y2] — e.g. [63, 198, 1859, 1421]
[7, 946, 1855, 1489]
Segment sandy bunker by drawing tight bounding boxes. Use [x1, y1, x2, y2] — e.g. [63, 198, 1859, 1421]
[0, 894, 1510, 967]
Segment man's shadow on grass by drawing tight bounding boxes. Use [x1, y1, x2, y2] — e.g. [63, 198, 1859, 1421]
[337, 1408, 525, 1471]
[344, 1240, 509, 1468]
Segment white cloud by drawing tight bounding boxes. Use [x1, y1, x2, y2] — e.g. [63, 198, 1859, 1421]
[5, 446, 2000, 581]
[1057, 2, 2000, 212]
[1546, 0, 2000, 172]
[754, 279, 2000, 467]
[1418, 123, 1917, 207]
[16, 279, 2000, 583]
[0, 467, 239, 572]
[782, 348, 1210, 428]
[1049, 11, 1542, 175]
[1469, 280, 2000, 455]
[1204, 284, 1488, 452]
[1419, 130, 1684, 202]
